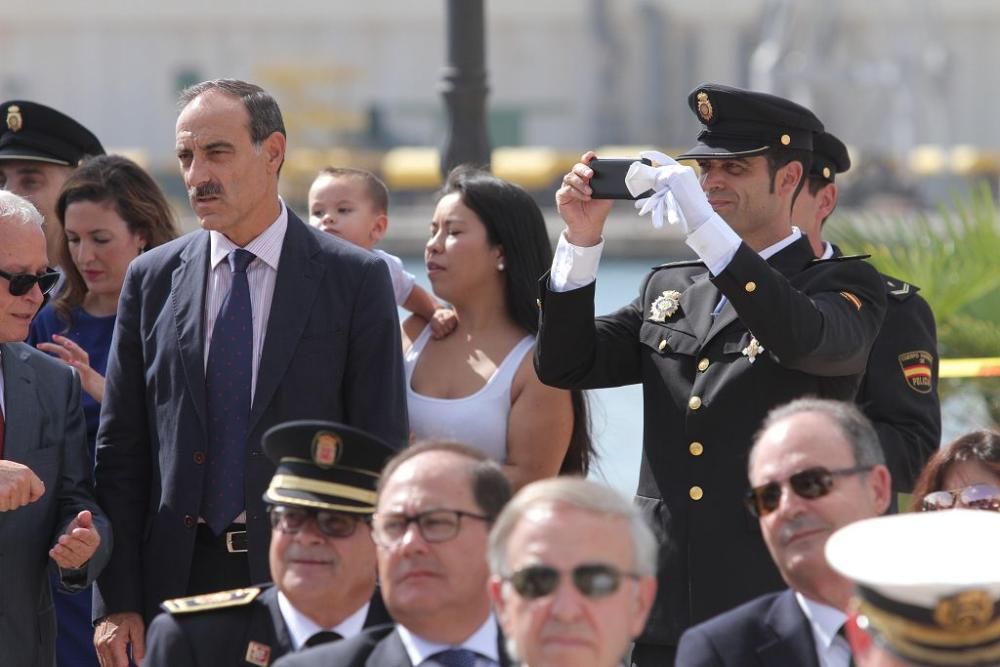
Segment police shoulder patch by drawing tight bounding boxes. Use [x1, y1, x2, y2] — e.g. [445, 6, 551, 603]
[161, 587, 262, 615]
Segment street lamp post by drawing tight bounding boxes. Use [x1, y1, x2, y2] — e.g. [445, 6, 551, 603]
[440, 0, 491, 177]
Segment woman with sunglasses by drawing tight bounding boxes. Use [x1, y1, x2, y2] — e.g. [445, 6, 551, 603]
[912, 429, 1000, 512]
[27, 154, 178, 667]
[403, 167, 593, 489]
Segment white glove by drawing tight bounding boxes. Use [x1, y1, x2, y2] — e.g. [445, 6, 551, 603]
[625, 150, 715, 234]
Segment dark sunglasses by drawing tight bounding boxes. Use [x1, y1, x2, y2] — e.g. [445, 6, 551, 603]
[0, 267, 60, 297]
[921, 483, 1000, 512]
[504, 563, 640, 600]
[745, 465, 874, 518]
[268, 505, 368, 538]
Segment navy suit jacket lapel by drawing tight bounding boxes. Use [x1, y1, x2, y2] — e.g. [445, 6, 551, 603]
[171, 232, 211, 431]
[0, 344, 39, 462]
[757, 590, 820, 667]
[250, 211, 322, 433]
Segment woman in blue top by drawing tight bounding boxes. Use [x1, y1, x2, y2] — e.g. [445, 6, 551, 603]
[29, 154, 179, 667]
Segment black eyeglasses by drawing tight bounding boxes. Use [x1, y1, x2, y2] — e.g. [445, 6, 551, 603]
[268, 505, 367, 538]
[921, 484, 1000, 512]
[0, 267, 60, 297]
[745, 465, 874, 518]
[504, 563, 641, 600]
[371, 509, 489, 547]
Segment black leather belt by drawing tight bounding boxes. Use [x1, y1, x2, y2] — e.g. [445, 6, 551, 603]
[196, 523, 248, 553]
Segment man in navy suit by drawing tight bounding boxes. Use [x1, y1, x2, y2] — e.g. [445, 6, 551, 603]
[92, 79, 407, 666]
[676, 398, 892, 667]
[274, 441, 514, 667]
[0, 191, 111, 667]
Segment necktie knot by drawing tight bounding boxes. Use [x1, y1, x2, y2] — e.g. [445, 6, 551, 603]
[428, 648, 477, 667]
[229, 248, 256, 273]
[304, 630, 342, 647]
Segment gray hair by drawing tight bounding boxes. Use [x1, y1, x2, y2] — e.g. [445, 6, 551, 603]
[487, 477, 657, 578]
[0, 190, 43, 227]
[750, 397, 886, 471]
[177, 78, 286, 146]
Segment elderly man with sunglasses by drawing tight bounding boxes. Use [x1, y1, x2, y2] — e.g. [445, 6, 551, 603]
[276, 441, 514, 667]
[676, 398, 892, 667]
[486, 478, 658, 667]
[0, 190, 111, 667]
[144, 420, 395, 666]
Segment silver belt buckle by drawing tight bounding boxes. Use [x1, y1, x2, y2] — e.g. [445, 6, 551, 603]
[225, 530, 248, 553]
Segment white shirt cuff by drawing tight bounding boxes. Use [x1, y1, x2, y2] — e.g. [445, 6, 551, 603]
[550, 230, 605, 292]
[685, 213, 742, 276]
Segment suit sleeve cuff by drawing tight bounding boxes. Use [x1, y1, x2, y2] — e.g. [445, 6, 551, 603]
[685, 213, 741, 276]
[550, 230, 604, 292]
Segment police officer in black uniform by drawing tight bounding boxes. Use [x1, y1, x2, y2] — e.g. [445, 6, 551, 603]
[792, 130, 940, 502]
[144, 421, 395, 666]
[535, 83, 887, 666]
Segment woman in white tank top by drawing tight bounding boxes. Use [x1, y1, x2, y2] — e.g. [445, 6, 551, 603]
[401, 167, 593, 489]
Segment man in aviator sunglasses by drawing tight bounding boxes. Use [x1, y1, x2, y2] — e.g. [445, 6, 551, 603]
[275, 441, 515, 667]
[487, 478, 658, 667]
[145, 420, 396, 665]
[0, 191, 111, 667]
[677, 398, 892, 667]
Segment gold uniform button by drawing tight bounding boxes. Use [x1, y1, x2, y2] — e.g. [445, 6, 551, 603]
[658, 339, 668, 351]
[697, 358, 710, 372]
[780, 134, 791, 146]
[744, 281, 757, 293]
[689, 441, 704, 456]
[689, 486, 704, 501]
[688, 396, 702, 410]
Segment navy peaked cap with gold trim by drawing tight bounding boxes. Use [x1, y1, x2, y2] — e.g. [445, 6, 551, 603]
[0, 100, 105, 166]
[262, 420, 395, 514]
[676, 83, 824, 160]
[810, 131, 851, 182]
[827, 511, 1000, 667]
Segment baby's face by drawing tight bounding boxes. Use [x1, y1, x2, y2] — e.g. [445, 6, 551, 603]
[308, 175, 382, 249]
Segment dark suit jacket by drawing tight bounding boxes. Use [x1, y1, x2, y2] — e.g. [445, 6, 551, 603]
[143, 584, 392, 666]
[0, 342, 112, 667]
[274, 623, 513, 667]
[93, 210, 408, 623]
[676, 590, 821, 667]
[535, 238, 886, 645]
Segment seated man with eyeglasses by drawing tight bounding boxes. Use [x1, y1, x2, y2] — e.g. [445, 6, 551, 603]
[144, 420, 396, 666]
[275, 440, 514, 667]
[485, 477, 657, 667]
[0, 190, 111, 666]
[676, 398, 893, 667]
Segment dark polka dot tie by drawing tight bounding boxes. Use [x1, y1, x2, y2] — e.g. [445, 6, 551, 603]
[428, 648, 478, 667]
[201, 248, 255, 534]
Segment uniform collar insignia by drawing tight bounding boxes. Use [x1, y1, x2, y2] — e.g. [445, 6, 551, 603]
[649, 290, 682, 322]
[245, 641, 271, 666]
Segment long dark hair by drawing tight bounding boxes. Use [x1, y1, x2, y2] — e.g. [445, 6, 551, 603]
[54, 154, 179, 327]
[440, 166, 594, 475]
[911, 429, 1000, 510]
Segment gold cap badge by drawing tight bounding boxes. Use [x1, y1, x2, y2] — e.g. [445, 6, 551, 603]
[312, 431, 342, 468]
[6, 105, 22, 132]
[696, 92, 713, 123]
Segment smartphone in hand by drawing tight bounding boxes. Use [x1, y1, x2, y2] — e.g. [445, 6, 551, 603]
[589, 157, 653, 200]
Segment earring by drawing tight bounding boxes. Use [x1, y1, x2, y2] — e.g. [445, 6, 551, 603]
[497, 261, 505, 271]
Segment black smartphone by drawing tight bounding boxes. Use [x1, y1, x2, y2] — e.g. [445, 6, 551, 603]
[589, 157, 653, 200]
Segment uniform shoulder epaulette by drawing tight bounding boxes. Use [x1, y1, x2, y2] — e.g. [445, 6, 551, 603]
[808, 253, 871, 265]
[882, 274, 920, 301]
[161, 586, 263, 615]
[651, 259, 706, 271]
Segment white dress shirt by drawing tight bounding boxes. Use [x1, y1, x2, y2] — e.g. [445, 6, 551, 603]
[796, 592, 852, 667]
[397, 612, 500, 667]
[277, 591, 370, 650]
[204, 201, 288, 406]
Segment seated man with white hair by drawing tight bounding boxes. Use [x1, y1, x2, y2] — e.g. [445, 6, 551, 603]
[487, 477, 658, 667]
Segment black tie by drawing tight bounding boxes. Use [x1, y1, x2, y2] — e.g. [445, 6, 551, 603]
[304, 630, 342, 648]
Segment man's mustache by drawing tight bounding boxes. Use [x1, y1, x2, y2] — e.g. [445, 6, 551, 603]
[188, 182, 224, 199]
